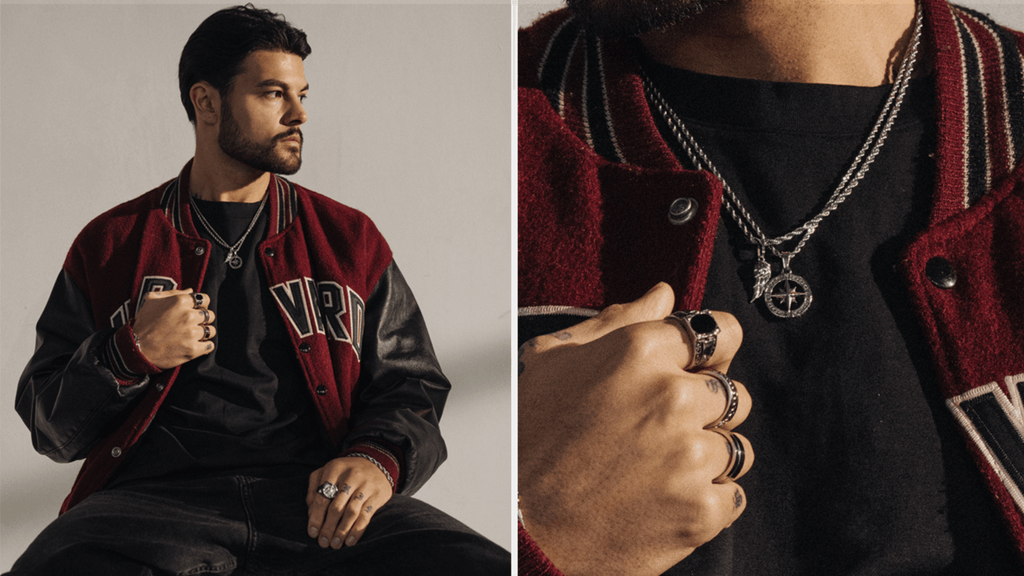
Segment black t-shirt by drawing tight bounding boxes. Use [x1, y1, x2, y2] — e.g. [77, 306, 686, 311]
[642, 58, 1021, 575]
[110, 197, 332, 487]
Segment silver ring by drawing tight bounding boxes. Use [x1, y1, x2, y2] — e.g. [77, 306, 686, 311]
[710, 429, 745, 484]
[317, 481, 339, 500]
[191, 293, 204, 309]
[200, 308, 210, 324]
[701, 369, 738, 429]
[667, 310, 720, 370]
[201, 325, 211, 341]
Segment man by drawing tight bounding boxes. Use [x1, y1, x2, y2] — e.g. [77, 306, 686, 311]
[518, 0, 1024, 574]
[10, 5, 509, 574]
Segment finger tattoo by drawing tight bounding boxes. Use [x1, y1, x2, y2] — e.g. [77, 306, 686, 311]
[705, 378, 722, 395]
[206, 343, 213, 351]
[356, 492, 364, 500]
[341, 484, 351, 494]
[366, 505, 373, 514]
[552, 331, 572, 341]
[734, 489, 744, 509]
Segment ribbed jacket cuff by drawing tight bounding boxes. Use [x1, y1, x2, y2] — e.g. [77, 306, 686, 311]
[104, 323, 161, 384]
[342, 440, 401, 493]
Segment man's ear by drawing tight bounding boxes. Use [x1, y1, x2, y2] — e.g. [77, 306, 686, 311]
[190, 81, 220, 126]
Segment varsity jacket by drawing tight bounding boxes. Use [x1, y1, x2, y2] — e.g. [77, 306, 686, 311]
[16, 161, 449, 513]
[518, 1, 1024, 573]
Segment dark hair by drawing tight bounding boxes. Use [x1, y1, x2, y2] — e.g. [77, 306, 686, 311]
[178, 4, 311, 123]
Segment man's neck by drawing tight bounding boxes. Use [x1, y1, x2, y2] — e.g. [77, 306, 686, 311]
[640, 0, 918, 86]
[189, 148, 270, 203]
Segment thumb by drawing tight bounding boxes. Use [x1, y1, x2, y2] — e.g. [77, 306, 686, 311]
[553, 283, 675, 346]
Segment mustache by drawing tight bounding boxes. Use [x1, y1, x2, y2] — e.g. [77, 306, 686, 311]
[274, 129, 303, 143]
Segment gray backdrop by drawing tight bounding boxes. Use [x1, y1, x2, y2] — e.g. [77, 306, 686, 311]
[0, 1, 512, 569]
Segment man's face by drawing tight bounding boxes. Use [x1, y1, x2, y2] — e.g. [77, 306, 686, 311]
[218, 50, 308, 175]
[566, 0, 734, 37]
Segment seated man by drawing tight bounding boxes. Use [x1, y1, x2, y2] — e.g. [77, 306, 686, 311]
[10, 5, 509, 574]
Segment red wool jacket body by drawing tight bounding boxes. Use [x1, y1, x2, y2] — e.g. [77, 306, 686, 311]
[519, 1, 1024, 573]
[17, 162, 449, 513]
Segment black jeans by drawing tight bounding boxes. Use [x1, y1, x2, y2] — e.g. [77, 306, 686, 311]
[7, 472, 510, 575]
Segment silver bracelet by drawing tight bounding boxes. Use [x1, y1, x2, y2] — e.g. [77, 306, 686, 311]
[350, 452, 395, 490]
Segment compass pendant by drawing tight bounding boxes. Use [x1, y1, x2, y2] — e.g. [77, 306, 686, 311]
[763, 273, 813, 318]
[226, 252, 243, 269]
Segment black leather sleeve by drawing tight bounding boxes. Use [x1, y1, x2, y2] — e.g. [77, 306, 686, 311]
[341, 261, 450, 495]
[14, 271, 149, 463]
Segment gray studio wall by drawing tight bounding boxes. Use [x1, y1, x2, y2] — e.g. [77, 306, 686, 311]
[0, 2, 512, 568]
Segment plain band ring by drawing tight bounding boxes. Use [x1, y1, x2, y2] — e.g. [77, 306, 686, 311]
[317, 481, 339, 500]
[702, 369, 739, 429]
[667, 310, 720, 370]
[711, 429, 745, 484]
[191, 293, 204, 309]
[200, 308, 210, 324]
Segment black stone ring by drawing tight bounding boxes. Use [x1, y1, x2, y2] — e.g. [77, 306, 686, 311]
[191, 293, 204, 309]
[317, 482, 338, 500]
[201, 325, 211, 341]
[667, 310, 720, 370]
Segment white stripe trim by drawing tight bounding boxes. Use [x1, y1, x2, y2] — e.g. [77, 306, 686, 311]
[951, 11, 973, 209]
[962, 10, 1017, 172]
[946, 373, 1024, 514]
[595, 37, 625, 163]
[959, 13, 994, 192]
[519, 306, 599, 317]
[537, 17, 578, 120]
[581, 39, 595, 150]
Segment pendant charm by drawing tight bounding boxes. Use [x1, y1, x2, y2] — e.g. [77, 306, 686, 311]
[226, 252, 243, 269]
[763, 272, 812, 318]
[750, 251, 771, 303]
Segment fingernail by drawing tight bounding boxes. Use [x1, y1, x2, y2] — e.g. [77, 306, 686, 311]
[319, 536, 329, 547]
[331, 538, 341, 548]
[308, 526, 318, 537]
[346, 536, 357, 547]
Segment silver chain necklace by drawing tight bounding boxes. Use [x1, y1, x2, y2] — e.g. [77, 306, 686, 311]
[643, 5, 922, 318]
[189, 192, 268, 270]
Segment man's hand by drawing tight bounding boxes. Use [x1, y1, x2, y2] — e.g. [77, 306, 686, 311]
[518, 283, 753, 576]
[133, 289, 216, 370]
[306, 456, 393, 549]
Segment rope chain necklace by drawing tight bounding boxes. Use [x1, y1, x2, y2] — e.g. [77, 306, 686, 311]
[643, 5, 923, 318]
[189, 192, 268, 270]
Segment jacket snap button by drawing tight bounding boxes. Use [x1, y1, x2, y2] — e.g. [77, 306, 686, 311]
[155, 383, 165, 392]
[111, 447, 122, 458]
[195, 246, 205, 256]
[316, 385, 328, 395]
[668, 197, 698, 225]
[265, 247, 276, 257]
[299, 343, 311, 353]
[925, 257, 957, 289]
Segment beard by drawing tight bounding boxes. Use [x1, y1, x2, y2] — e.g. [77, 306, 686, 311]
[566, 0, 733, 37]
[218, 101, 302, 175]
